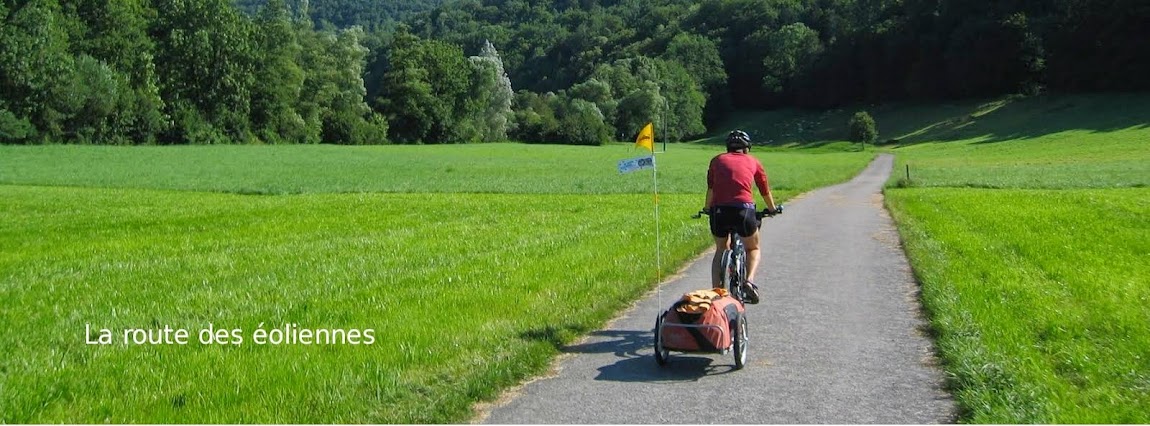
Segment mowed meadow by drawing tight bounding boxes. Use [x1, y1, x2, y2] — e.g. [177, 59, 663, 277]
[0, 143, 873, 423]
[881, 94, 1150, 423]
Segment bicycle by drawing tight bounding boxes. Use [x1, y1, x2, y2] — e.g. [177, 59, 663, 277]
[692, 204, 784, 304]
[651, 204, 783, 370]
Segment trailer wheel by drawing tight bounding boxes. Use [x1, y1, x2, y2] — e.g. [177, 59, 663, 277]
[732, 315, 748, 369]
[654, 314, 669, 366]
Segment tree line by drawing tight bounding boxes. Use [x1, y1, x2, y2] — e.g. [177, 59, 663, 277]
[2, 0, 387, 144]
[3, 0, 1146, 145]
[233, 0, 445, 31]
[411, 0, 1149, 113]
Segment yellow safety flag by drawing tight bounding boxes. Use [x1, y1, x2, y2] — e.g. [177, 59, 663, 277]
[634, 122, 654, 151]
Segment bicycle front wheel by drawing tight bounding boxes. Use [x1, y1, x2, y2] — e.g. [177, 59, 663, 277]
[736, 248, 748, 286]
[722, 249, 743, 299]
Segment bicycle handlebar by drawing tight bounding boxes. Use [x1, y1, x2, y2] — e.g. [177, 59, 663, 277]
[693, 204, 785, 219]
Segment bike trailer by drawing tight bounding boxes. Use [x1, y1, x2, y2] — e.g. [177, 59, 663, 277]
[656, 288, 745, 354]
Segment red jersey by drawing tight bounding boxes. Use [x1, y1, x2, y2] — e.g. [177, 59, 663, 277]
[707, 152, 769, 206]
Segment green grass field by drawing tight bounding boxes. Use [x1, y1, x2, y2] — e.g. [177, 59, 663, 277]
[890, 126, 1148, 189]
[0, 143, 874, 422]
[7, 92, 1144, 423]
[880, 94, 1150, 422]
[888, 188, 1149, 423]
[0, 143, 869, 196]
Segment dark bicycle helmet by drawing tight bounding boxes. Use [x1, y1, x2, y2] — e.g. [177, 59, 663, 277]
[726, 129, 751, 150]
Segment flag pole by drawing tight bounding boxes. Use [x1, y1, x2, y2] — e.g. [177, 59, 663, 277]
[653, 149, 661, 286]
[629, 122, 662, 306]
[651, 132, 663, 313]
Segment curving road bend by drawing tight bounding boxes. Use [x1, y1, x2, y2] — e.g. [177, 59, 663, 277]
[477, 153, 956, 424]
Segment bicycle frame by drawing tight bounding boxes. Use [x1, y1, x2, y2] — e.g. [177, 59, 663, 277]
[719, 235, 749, 302]
[694, 205, 783, 304]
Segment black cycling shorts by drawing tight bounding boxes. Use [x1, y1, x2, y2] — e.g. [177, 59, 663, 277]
[709, 205, 761, 238]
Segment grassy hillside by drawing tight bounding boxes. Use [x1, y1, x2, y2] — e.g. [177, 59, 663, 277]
[717, 92, 1150, 148]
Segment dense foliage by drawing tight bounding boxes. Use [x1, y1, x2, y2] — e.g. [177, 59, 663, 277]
[1, 0, 388, 144]
[410, 0, 1150, 109]
[2, 0, 1146, 145]
[233, 0, 447, 31]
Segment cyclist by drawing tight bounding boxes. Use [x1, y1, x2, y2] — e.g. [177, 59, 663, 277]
[704, 130, 778, 304]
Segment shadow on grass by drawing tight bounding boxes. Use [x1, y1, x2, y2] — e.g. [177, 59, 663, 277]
[879, 93, 1150, 146]
[519, 326, 740, 383]
[701, 92, 1150, 148]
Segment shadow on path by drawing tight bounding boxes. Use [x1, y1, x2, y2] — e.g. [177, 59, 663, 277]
[556, 329, 739, 383]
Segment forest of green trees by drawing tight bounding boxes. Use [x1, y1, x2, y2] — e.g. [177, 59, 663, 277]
[2, 0, 1147, 145]
[233, 0, 446, 31]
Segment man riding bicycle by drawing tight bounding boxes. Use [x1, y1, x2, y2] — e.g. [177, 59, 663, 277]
[704, 130, 778, 304]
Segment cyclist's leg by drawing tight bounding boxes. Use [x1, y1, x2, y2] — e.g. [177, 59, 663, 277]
[741, 231, 761, 282]
[711, 235, 730, 288]
[737, 231, 762, 304]
[709, 209, 733, 288]
[735, 207, 763, 283]
[736, 208, 763, 304]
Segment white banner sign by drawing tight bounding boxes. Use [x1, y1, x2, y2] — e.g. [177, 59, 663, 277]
[617, 155, 655, 174]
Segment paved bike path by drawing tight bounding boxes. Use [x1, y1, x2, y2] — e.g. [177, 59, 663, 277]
[477, 154, 955, 424]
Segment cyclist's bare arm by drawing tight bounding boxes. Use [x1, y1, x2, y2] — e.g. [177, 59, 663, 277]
[704, 188, 715, 210]
[755, 171, 777, 212]
[761, 187, 777, 212]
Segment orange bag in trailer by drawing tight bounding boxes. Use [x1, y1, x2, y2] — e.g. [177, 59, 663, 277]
[659, 289, 744, 352]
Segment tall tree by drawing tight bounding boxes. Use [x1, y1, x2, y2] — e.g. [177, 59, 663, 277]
[589, 56, 705, 141]
[250, 0, 307, 143]
[467, 40, 514, 142]
[297, 25, 388, 144]
[510, 90, 560, 143]
[372, 28, 436, 143]
[323, 27, 389, 144]
[374, 27, 469, 143]
[0, 0, 76, 141]
[60, 54, 129, 142]
[555, 98, 611, 145]
[152, 0, 258, 143]
[662, 32, 729, 123]
[61, 0, 166, 143]
[759, 22, 824, 101]
[657, 60, 707, 141]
